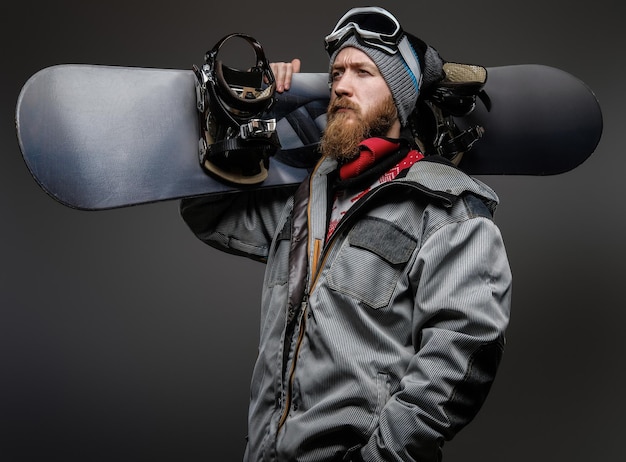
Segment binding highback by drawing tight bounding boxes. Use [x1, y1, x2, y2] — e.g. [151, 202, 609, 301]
[193, 33, 280, 184]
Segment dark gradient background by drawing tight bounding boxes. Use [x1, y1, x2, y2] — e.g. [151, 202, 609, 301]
[1, 1, 623, 460]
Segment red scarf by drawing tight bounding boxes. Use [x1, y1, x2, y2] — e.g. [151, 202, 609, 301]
[339, 137, 423, 180]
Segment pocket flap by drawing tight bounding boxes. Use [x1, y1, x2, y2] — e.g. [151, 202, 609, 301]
[349, 218, 417, 265]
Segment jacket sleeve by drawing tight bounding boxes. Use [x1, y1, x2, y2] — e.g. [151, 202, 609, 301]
[179, 186, 296, 262]
[361, 215, 512, 461]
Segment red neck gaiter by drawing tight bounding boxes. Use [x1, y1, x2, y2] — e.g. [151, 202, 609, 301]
[339, 137, 403, 180]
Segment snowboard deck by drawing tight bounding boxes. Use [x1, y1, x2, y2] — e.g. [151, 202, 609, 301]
[15, 63, 602, 210]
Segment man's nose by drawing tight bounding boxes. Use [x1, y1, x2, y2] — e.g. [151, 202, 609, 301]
[333, 73, 354, 97]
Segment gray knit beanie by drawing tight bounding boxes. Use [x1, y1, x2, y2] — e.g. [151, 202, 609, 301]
[328, 34, 422, 127]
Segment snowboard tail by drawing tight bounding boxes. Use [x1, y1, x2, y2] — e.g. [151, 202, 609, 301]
[16, 65, 310, 210]
[15, 63, 602, 210]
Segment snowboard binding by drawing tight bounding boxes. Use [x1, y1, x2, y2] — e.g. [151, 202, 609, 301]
[194, 33, 280, 185]
[410, 61, 489, 165]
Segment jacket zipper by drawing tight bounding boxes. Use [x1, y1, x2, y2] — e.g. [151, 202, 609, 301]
[278, 296, 308, 429]
[277, 168, 319, 432]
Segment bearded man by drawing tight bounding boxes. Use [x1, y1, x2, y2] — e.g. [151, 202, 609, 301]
[180, 6, 511, 461]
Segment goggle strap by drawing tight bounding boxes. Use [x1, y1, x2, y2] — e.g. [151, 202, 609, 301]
[397, 36, 422, 90]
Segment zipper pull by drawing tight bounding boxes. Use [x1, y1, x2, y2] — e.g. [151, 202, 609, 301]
[300, 294, 309, 316]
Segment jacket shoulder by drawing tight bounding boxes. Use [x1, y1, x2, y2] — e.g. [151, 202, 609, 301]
[403, 158, 500, 216]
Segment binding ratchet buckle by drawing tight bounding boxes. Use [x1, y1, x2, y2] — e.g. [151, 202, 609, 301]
[193, 33, 280, 185]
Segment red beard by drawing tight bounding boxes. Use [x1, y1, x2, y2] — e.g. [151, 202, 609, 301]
[320, 95, 398, 161]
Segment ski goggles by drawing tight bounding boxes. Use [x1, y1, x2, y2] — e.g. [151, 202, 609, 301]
[324, 7, 421, 82]
[325, 6, 405, 55]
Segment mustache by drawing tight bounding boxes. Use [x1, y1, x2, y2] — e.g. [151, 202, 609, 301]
[328, 98, 360, 116]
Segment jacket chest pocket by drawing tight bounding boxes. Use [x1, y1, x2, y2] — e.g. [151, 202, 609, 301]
[327, 217, 417, 309]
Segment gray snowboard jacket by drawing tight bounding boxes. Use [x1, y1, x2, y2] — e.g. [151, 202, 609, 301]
[180, 153, 512, 462]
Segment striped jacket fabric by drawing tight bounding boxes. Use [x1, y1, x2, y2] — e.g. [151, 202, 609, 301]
[180, 153, 512, 461]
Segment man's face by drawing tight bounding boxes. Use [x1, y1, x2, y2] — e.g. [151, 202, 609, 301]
[320, 47, 400, 161]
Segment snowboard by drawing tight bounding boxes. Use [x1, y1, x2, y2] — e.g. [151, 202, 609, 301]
[15, 63, 602, 210]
